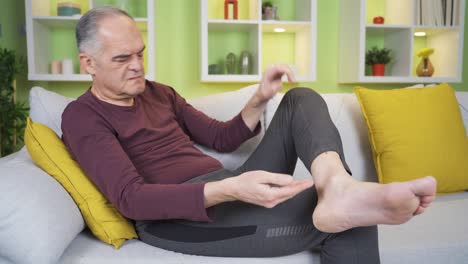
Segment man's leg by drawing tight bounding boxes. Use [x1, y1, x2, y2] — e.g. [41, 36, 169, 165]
[320, 226, 380, 264]
[135, 169, 332, 258]
[232, 87, 380, 263]
[136, 183, 380, 264]
[238, 87, 436, 233]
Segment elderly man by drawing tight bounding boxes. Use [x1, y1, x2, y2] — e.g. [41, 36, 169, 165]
[62, 7, 436, 264]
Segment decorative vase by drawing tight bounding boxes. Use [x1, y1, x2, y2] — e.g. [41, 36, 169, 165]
[225, 52, 237, 74]
[239, 51, 252, 74]
[224, 0, 238, 20]
[416, 57, 434, 77]
[208, 64, 221, 74]
[372, 64, 385, 76]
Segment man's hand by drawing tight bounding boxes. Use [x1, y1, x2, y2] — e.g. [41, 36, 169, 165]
[204, 171, 314, 208]
[256, 64, 297, 105]
[241, 64, 297, 131]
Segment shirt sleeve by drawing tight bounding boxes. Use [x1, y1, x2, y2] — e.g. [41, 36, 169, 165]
[61, 102, 212, 222]
[168, 87, 261, 152]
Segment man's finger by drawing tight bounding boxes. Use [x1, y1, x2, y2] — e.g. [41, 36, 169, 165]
[271, 179, 314, 198]
[276, 64, 296, 83]
[258, 172, 294, 186]
[271, 180, 315, 206]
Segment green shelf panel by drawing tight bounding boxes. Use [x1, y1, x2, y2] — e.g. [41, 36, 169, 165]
[50, 28, 80, 73]
[208, 31, 254, 74]
[364, 29, 386, 76]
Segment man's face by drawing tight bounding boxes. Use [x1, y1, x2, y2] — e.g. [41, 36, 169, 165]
[86, 15, 146, 100]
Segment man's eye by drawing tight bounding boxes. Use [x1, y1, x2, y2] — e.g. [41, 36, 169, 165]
[137, 53, 144, 58]
[115, 57, 129, 62]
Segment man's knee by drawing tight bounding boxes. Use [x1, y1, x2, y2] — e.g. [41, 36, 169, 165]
[284, 87, 326, 107]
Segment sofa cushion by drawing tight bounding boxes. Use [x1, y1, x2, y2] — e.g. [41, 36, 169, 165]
[29, 86, 74, 137]
[355, 83, 468, 193]
[264, 84, 466, 184]
[59, 229, 320, 264]
[189, 84, 265, 171]
[24, 118, 138, 249]
[0, 148, 85, 264]
[378, 191, 468, 263]
[456, 92, 468, 131]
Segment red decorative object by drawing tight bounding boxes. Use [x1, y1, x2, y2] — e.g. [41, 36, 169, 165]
[224, 0, 238, 20]
[372, 64, 386, 76]
[373, 16, 385, 24]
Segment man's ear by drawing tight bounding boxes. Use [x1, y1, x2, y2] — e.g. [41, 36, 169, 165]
[79, 53, 95, 75]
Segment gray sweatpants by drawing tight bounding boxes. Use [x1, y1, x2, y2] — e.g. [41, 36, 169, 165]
[135, 88, 380, 264]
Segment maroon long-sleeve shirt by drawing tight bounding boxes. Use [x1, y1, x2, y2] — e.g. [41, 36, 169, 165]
[61, 81, 260, 221]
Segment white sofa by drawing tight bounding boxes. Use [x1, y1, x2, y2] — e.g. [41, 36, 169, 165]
[1, 84, 468, 264]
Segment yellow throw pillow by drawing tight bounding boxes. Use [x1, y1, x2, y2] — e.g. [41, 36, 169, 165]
[24, 117, 138, 249]
[354, 83, 468, 193]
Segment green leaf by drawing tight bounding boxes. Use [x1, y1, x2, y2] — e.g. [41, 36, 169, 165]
[0, 45, 28, 157]
[365, 46, 392, 65]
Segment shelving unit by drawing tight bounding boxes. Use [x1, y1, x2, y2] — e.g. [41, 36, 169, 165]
[338, 0, 465, 83]
[25, 0, 155, 82]
[201, 0, 316, 82]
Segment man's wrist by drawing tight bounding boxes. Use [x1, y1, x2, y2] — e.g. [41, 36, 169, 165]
[204, 179, 236, 208]
[250, 91, 269, 108]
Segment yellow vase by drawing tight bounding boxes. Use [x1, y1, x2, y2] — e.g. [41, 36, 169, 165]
[416, 57, 434, 77]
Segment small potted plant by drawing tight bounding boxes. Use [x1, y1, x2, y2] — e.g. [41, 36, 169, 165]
[365, 46, 392, 76]
[262, 1, 277, 20]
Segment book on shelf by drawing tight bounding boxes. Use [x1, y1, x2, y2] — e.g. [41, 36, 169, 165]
[417, 0, 460, 27]
[454, 0, 461, 26]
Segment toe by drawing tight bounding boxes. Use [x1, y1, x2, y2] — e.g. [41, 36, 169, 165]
[413, 206, 425, 215]
[410, 176, 437, 197]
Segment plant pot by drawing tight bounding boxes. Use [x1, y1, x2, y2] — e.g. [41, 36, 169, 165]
[372, 64, 386, 76]
[416, 57, 434, 77]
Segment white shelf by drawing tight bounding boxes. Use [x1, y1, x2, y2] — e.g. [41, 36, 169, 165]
[207, 19, 258, 24]
[262, 21, 311, 33]
[339, 0, 465, 83]
[29, 74, 92, 81]
[202, 74, 261, 82]
[208, 21, 259, 32]
[261, 20, 311, 25]
[28, 73, 155, 82]
[32, 16, 80, 28]
[201, 0, 316, 82]
[365, 24, 412, 29]
[360, 76, 461, 83]
[31, 16, 148, 29]
[414, 26, 460, 34]
[25, 0, 155, 82]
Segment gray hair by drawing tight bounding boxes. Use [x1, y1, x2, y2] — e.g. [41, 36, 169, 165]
[76, 7, 133, 54]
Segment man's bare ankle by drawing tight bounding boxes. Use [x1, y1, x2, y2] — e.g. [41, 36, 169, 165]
[310, 151, 349, 186]
[311, 164, 350, 191]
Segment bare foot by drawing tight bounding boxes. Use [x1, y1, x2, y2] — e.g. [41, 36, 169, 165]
[312, 174, 437, 233]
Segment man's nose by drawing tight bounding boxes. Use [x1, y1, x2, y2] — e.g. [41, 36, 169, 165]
[129, 55, 143, 72]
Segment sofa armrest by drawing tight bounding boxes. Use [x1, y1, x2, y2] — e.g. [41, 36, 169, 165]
[0, 147, 85, 264]
[455, 92, 468, 133]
